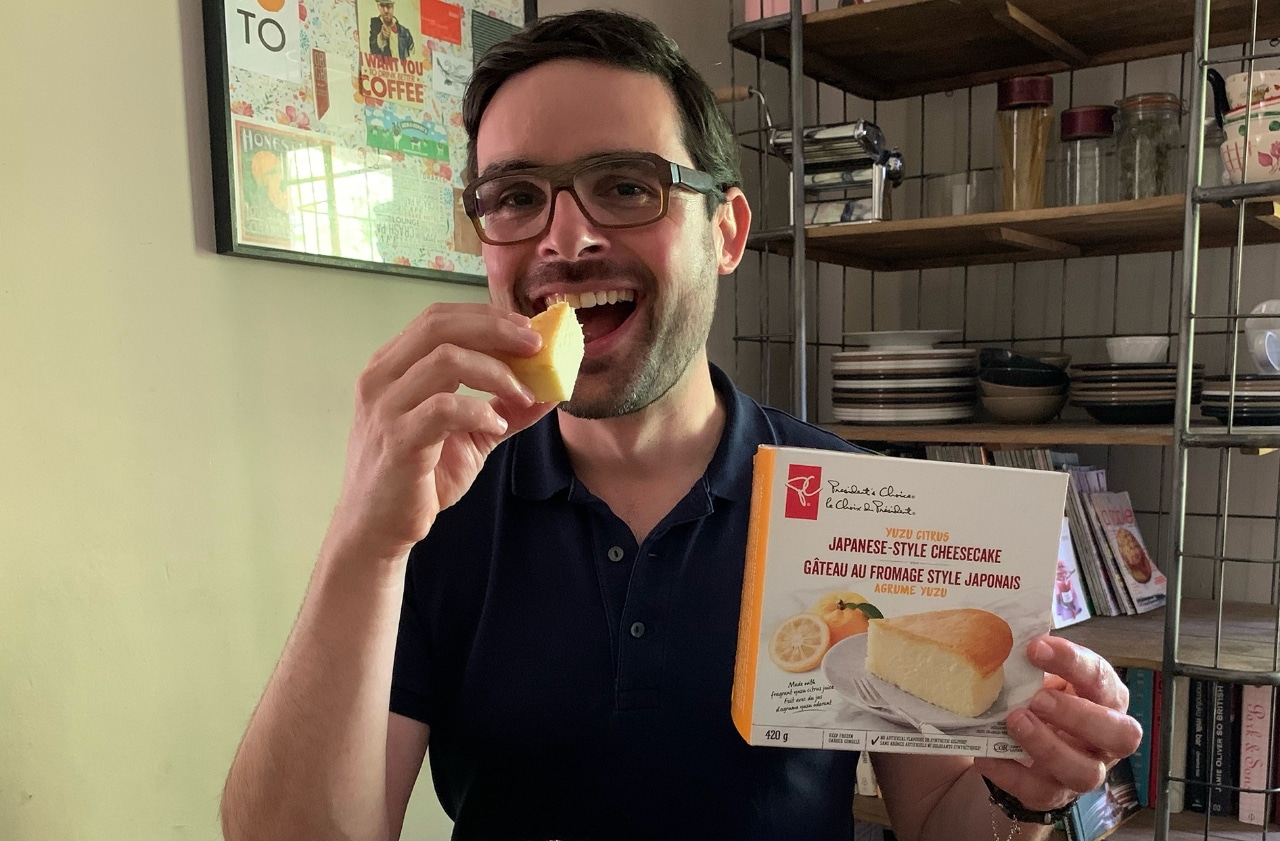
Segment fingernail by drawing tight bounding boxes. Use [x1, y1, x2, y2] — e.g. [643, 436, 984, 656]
[520, 328, 543, 350]
[1029, 639, 1052, 663]
[506, 311, 532, 328]
[1007, 707, 1035, 739]
[1030, 691, 1057, 716]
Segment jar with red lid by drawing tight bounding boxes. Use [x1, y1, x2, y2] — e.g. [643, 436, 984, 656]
[1115, 92, 1184, 200]
[1058, 105, 1116, 206]
[994, 75, 1054, 211]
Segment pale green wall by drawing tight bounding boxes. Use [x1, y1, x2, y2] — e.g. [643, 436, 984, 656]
[0, 2, 463, 838]
[0, 1, 731, 838]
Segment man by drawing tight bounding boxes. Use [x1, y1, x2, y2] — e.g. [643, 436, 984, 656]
[221, 10, 1141, 841]
[370, 0, 414, 58]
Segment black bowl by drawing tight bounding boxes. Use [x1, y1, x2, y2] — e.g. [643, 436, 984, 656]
[979, 348, 1063, 372]
[979, 365, 1070, 389]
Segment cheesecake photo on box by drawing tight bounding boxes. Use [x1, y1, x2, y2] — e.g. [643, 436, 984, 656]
[732, 446, 1069, 756]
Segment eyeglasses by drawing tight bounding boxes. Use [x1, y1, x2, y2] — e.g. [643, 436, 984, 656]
[461, 152, 725, 246]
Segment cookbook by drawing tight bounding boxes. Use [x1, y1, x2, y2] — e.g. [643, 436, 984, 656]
[732, 446, 1068, 757]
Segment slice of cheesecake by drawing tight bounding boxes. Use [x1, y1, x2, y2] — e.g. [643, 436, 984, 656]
[501, 301, 584, 403]
[864, 608, 1013, 718]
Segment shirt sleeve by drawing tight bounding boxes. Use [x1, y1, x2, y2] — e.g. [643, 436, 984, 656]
[389, 549, 433, 724]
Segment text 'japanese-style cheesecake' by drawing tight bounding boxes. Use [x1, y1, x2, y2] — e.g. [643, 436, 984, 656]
[502, 301, 584, 403]
[864, 608, 1013, 717]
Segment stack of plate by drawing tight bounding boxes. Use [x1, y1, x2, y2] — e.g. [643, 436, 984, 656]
[1068, 363, 1204, 424]
[832, 332, 977, 425]
[1200, 375, 1280, 425]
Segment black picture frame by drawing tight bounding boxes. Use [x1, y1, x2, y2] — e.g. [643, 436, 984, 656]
[203, 0, 534, 286]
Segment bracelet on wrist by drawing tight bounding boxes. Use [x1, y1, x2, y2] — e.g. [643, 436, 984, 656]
[983, 776, 1075, 827]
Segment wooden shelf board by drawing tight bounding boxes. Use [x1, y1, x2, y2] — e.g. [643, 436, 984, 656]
[749, 196, 1280, 272]
[820, 421, 1176, 447]
[1054, 600, 1280, 673]
[729, 0, 1280, 101]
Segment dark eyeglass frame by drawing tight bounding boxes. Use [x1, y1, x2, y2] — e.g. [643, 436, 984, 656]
[461, 152, 726, 246]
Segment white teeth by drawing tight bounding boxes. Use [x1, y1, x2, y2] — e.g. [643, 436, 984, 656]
[541, 289, 635, 310]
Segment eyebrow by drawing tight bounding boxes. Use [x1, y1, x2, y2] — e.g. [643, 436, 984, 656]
[476, 150, 651, 180]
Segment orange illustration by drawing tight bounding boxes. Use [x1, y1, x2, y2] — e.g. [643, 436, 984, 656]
[768, 613, 830, 673]
[257, 0, 287, 12]
[811, 590, 878, 644]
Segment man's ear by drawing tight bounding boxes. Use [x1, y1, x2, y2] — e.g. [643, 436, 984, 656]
[713, 187, 752, 276]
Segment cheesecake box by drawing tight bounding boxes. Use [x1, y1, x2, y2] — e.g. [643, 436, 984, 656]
[731, 446, 1069, 757]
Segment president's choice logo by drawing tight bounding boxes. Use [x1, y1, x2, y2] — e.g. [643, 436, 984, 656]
[784, 463, 822, 520]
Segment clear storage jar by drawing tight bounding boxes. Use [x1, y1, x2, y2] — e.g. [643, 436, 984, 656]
[1057, 106, 1116, 206]
[994, 75, 1054, 211]
[1115, 92, 1185, 200]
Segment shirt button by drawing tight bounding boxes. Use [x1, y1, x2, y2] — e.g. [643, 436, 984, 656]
[608, 546, 624, 562]
[630, 621, 646, 638]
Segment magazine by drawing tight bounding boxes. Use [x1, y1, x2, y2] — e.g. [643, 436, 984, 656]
[1088, 491, 1166, 614]
[1051, 517, 1093, 629]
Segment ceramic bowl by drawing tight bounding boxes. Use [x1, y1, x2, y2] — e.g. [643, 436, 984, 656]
[1221, 112, 1280, 185]
[1225, 69, 1280, 111]
[979, 365, 1070, 389]
[1022, 350, 1072, 369]
[979, 381, 1066, 398]
[1246, 299, 1280, 375]
[1105, 335, 1170, 364]
[981, 393, 1068, 424]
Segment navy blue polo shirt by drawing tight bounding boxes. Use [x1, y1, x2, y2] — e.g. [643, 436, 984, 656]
[391, 364, 873, 840]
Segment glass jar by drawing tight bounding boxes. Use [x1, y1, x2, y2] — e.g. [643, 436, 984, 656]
[1058, 105, 1116, 205]
[994, 76, 1054, 211]
[1115, 92, 1185, 200]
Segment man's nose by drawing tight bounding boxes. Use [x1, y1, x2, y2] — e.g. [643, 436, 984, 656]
[538, 188, 607, 260]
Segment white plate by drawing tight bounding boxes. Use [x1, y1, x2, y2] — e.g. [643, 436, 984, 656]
[822, 635, 1010, 730]
[832, 376, 978, 391]
[832, 358, 977, 374]
[843, 330, 962, 349]
[831, 404, 976, 422]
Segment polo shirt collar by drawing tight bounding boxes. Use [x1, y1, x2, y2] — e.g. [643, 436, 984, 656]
[510, 362, 759, 503]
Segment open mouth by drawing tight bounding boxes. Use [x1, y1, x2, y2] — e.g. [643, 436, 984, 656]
[542, 289, 637, 345]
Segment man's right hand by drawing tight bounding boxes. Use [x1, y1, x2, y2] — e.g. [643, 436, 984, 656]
[327, 303, 550, 564]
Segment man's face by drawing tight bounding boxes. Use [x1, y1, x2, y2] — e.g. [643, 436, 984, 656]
[474, 60, 726, 419]
[378, 2, 395, 26]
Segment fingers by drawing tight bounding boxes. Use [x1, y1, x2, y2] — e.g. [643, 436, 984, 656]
[1025, 688, 1144, 759]
[389, 342, 537, 415]
[366, 303, 541, 389]
[402, 390, 513, 441]
[1027, 635, 1128, 711]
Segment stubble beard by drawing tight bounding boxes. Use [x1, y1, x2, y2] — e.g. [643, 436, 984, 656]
[561, 244, 719, 420]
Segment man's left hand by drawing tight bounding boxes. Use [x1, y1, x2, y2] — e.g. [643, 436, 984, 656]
[972, 635, 1143, 812]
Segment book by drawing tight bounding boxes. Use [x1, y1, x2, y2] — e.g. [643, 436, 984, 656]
[1124, 667, 1156, 807]
[1051, 517, 1093, 629]
[1238, 683, 1274, 824]
[1208, 682, 1241, 816]
[1062, 468, 1122, 617]
[1080, 490, 1137, 615]
[1067, 755, 1143, 841]
[1168, 675, 1190, 813]
[1088, 491, 1167, 614]
[1186, 679, 1211, 813]
[1150, 670, 1164, 810]
[731, 446, 1068, 757]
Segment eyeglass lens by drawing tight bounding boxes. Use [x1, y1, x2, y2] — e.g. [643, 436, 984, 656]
[473, 158, 667, 243]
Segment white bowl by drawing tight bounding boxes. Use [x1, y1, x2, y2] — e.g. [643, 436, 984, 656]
[1221, 113, 1280, 185]
[1105, 335, 1170, 364]
[1246, 299, 1280, 374]
[1225, 70, 1280, 111]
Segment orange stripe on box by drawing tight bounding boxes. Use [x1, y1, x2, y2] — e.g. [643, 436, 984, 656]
[731, 445, 776, 743]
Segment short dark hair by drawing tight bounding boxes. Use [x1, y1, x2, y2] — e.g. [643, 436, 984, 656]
[462, 10, 741, 213]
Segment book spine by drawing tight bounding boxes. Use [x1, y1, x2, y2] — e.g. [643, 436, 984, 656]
[1150, 670, 1163, 810]
[1238, 684, 1273, 824]
[1125, 668, 1155, 808]
[1169, 676, 1190, 813]
[1208, 682, 1240, 816]
[1186, 679, 1210, 813]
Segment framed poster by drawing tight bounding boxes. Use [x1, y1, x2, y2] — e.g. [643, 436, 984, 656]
[203, 0, 536, 285]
